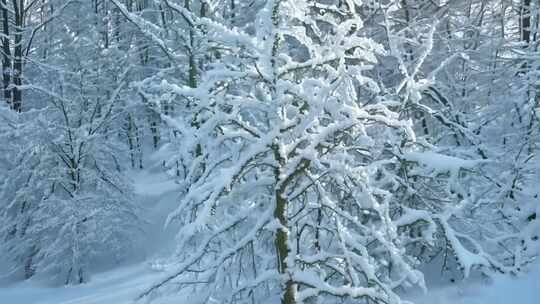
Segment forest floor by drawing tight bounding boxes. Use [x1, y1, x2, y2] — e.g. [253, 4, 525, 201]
[0, 259, 537, 304]
[0, 169, 537, 304]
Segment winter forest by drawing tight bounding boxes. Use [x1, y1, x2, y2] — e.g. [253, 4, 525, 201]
[0, 0, 538, 303]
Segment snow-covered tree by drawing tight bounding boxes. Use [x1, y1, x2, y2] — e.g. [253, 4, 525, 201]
[0, 76, 141, 283]
[139, 1, 434, 303]
[0, 0, 142, 284]
[383, 0, 539, 280]
[0, 0, 537, 298]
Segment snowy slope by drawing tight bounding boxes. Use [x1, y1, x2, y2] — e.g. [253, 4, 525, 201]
[1, 168, 537, 304]
[0, 264, 157, 304]
[0, 260, 537, 304]
[0, 169, 183, 304]
[405, 261, 539, 304]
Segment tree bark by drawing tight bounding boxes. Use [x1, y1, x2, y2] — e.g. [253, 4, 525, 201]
[521, 0, 532, 44]
[0, 0, 11, 107]
[185, 0, 197, 88]
[11, 0, 24, 112]
[272, 145, 296, 304]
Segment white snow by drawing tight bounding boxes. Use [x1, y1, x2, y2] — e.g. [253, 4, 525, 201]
[0, 264, 160, 304]
[405, 261, 540, 304]
[0, 260, 537, 303]
[131, 170, 181, 197]
[402, 151, 483, 175]
[0, 157, 537, 303]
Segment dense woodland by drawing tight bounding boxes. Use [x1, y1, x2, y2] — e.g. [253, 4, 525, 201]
[0, 0, 539, 303]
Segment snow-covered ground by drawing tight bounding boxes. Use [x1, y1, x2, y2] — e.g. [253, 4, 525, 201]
[0, 169, 182, 304]
[1, 169, 537, 304]
[0, 264, 158, 304]
[406, 262, 539, 304]
[0, 260, 537, 304]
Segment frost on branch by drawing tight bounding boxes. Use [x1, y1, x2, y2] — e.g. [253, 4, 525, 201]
[140, 1, 427, 303]
[0, 73, 141, 284]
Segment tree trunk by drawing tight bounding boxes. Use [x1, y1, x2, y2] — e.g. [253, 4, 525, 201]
[185, 0, 197, 88]
[11, 0, 24, 112]
[272, 146, 296, 304]
[274, 189, 296, 304]
[0, 0, 11, 107]
[521, 0, 532, 44]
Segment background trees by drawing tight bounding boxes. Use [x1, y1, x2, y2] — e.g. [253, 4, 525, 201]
[0, 0, 142, 284]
